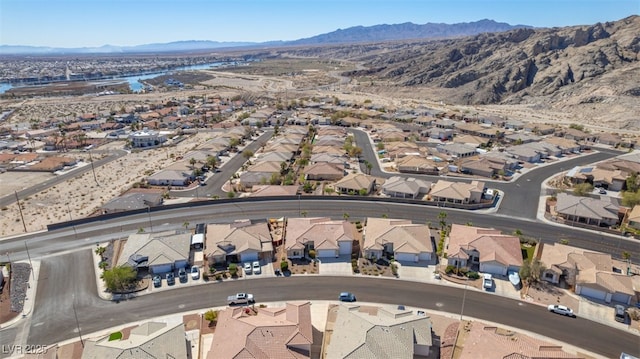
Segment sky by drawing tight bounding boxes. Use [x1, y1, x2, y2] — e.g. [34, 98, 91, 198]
[1, 0, 638, 48]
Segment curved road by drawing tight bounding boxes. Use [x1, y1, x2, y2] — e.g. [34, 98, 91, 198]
[24, 258, 640, 358]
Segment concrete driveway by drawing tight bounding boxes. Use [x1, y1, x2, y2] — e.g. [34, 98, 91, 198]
[318, 256, 352, 275]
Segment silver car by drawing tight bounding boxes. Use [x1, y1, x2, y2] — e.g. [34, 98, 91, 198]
[547, 304, 575, 317]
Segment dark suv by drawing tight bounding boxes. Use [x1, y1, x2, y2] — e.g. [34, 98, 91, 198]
[178, 268, 188, 283]
[166, 272, 175, 286]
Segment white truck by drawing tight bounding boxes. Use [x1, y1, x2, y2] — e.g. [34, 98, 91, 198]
[227, 292, 254, 305]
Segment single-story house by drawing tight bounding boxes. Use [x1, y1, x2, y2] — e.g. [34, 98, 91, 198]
[325, 304, 432, 358]
[363, 218, 434, 263]
[207, 302, 312, 359]
[116, 231, 191, 274]
[146, 169, 191, 187]
[627, 205, 640, 230]
[334, 173, 377, 195]
[396, 156, 440, 175]
[285, 217, 356, 259]
[381, 176, 432, 199]
[304, 162, 345, 181]
[101, 192, 163, 214]
[204, 220, 274, 264]
[554, 192, 620, 227]
[430, 180, 485, 204]
[437, 143, 478, 159]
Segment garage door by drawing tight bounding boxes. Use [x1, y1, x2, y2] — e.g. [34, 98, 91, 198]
[151, 264, 172, 274]
[480, 263, 505, 276]
[396, 253, 417, 262]
[318, 249, 336, 258]
[338, 242, 352, 255]
[579, 286, 607, 301]
[612, 292, 631, 304]
[240, 252, 258, 262]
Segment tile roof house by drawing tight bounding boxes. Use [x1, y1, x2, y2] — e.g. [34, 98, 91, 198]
[446, 224, 523, 276]
[566, 166, 627, 191]
[627, 205, 640, 230]
[205, 220, 274, 264]
[249, 185, 300, 197]
[101, 192, 163, 214]
[459, 157, 506, 178]
[455, 321, 584, 359]
[554, 193, 620, 227]
[81, 321, 187, 359]
[429, 180, 485, 204]
[285, 217, 356, 259]
[116, 231, 191, 274]
[506, 144, 542, 163]
[324, 304, 432, 358]
[303, 162, 345, 181]
[310, 153, 347, 165]
[146, 169, 191, 187]
[597, 133, 622, 146]
[312, 145, 346, 156]
[436, 143, 478, 158]
[363, 218, 434, 263]
[334, 173, 377, 195]
[537, 243, 635, 305]
[396, 155, 440, 175]
[207, 302, 313, 359]
[381, 176, 432, 199]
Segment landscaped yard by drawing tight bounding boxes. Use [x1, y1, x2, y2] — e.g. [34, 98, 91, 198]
[521, 243, 536, 262]
[356, 258, 396, 278]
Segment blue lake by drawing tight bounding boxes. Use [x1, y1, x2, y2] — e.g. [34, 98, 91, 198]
[0, 61, 237, 94]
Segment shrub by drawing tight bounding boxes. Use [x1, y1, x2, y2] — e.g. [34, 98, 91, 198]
[108, 331, 123, 341]
[204, 309, 218, 323]
[228, 263, 238, 276]
[445, 265, 456, 274]
[308, 250, 316, 260]
[467, 271, 480, 279]
[280, 260, 289, 271]
[215, 274, 222, 281]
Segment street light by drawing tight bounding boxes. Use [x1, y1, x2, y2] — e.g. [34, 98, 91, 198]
[147, 205, 154, 232]
[24, 240, 34, 281]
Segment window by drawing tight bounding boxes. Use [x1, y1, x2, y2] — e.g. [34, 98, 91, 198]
[544, 272, 553, 279]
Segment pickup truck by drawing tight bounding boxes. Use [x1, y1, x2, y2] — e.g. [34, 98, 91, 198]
[227, 292, 255, 305]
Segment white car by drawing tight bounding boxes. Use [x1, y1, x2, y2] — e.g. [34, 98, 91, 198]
[482, 273, 493, 290]
[547, 304, 575, 317]
[244, 262, 252, 275]
[252, 261, 261, 275]
[190, 266, 200, 280]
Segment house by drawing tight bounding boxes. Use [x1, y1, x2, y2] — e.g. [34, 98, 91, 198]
[543, 137, 580, 153]
[627, 205, 640, 230]
[204, 220, 274, 264]
[363, 218, 434, 263]
[81, 321, 187, 359]
[381, 176, 432, 199]
[454, 321, 584, 359]
[101, 191, 163, 214]
[334, 173, 377, 195]
[146, 169, 191, 187]
[324, 304, 432, 358]
[537, 243, 636, 305]
[459, 157, 506, 178]
[506, 144, 542, 163]
[566, 166, 627, 191]
[554, 193, 620, 227]
[452, 134, 490, 148]
[430, 180, 485, 204]
[446, 224, 523, 276]
[249, 185, 300, 197]
[504, 133, 541, 144]
[116, 231, 191, 274]
[207, 302, 312, 359]
[597, 133, 622, 147]
[128, 129, 167, 148]
[437, 143, 478, 159]
[304, 162, 345, 181]
[396, 156, 440, 175]
[285, 217, 356, 259]
[310, 153, 347, 165]
[504, 119, 525, 130]
[239, 171, 276, 189]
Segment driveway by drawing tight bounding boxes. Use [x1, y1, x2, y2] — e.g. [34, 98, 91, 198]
[318, 256, 352, 275]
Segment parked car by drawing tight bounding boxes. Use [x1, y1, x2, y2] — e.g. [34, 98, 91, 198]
[178, 268, 188, 283]
[547, 304, 575, 317]
[599, 188, 607, 195]
[244, 262, 252, 275]
[483, 273, 493, 290]
[252, 261, 261, 275]
[614, 304, 627, 323]
[191, 266, 200, 280]
[152, 275, 162, 288]
[166, 272, 175, 286]
[339, 292, 357, 302]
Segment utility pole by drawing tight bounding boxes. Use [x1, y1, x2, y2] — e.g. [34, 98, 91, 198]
[24, 241, 34, 281]
[87, 149, 99, 186]
[14, 191, 27, 233]
[72, 295, 84, 348]
[147, 205, 153, 232]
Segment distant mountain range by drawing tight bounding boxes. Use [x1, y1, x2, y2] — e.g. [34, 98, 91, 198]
[0, 19, 529, 55]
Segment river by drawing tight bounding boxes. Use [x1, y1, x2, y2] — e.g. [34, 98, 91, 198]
[0, 61, 239, 94]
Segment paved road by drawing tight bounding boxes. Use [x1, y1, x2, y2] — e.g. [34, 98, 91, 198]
[2, 199, 638, 264]
[0, 149, 127, 208]
[8, 252, 639, 358]
[170, 130, 274, 198]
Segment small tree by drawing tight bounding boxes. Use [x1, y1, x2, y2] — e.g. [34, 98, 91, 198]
[183, 221, 189, 231]
[573, 183, 593, 196]
[308, 250, 316, 260]
[343, 212, 350, 220]
[243, 150, 254, 160]
[228, 263, 238, 276]
[280, 260, 289, 272]
[204, 309, 218, 324]
[95, 246, 106, 259]
[101, 265, 138, 293]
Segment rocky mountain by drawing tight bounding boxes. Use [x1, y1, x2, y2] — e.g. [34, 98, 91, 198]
[289, 19, 529, 45]
[276, 16, 639, 130]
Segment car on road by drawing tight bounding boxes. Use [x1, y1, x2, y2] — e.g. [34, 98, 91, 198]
[166, 272, 175, 286]
[227, 292, 254, 305]
[152, 275, 162, 288]
[191, 266, 200, 280]
[252, 261, 261, 275]
[244, 262, 252, 275]
[547, 304, 575, 317]
[339, 292, 357, 302]
[178, 268, 188, 283]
